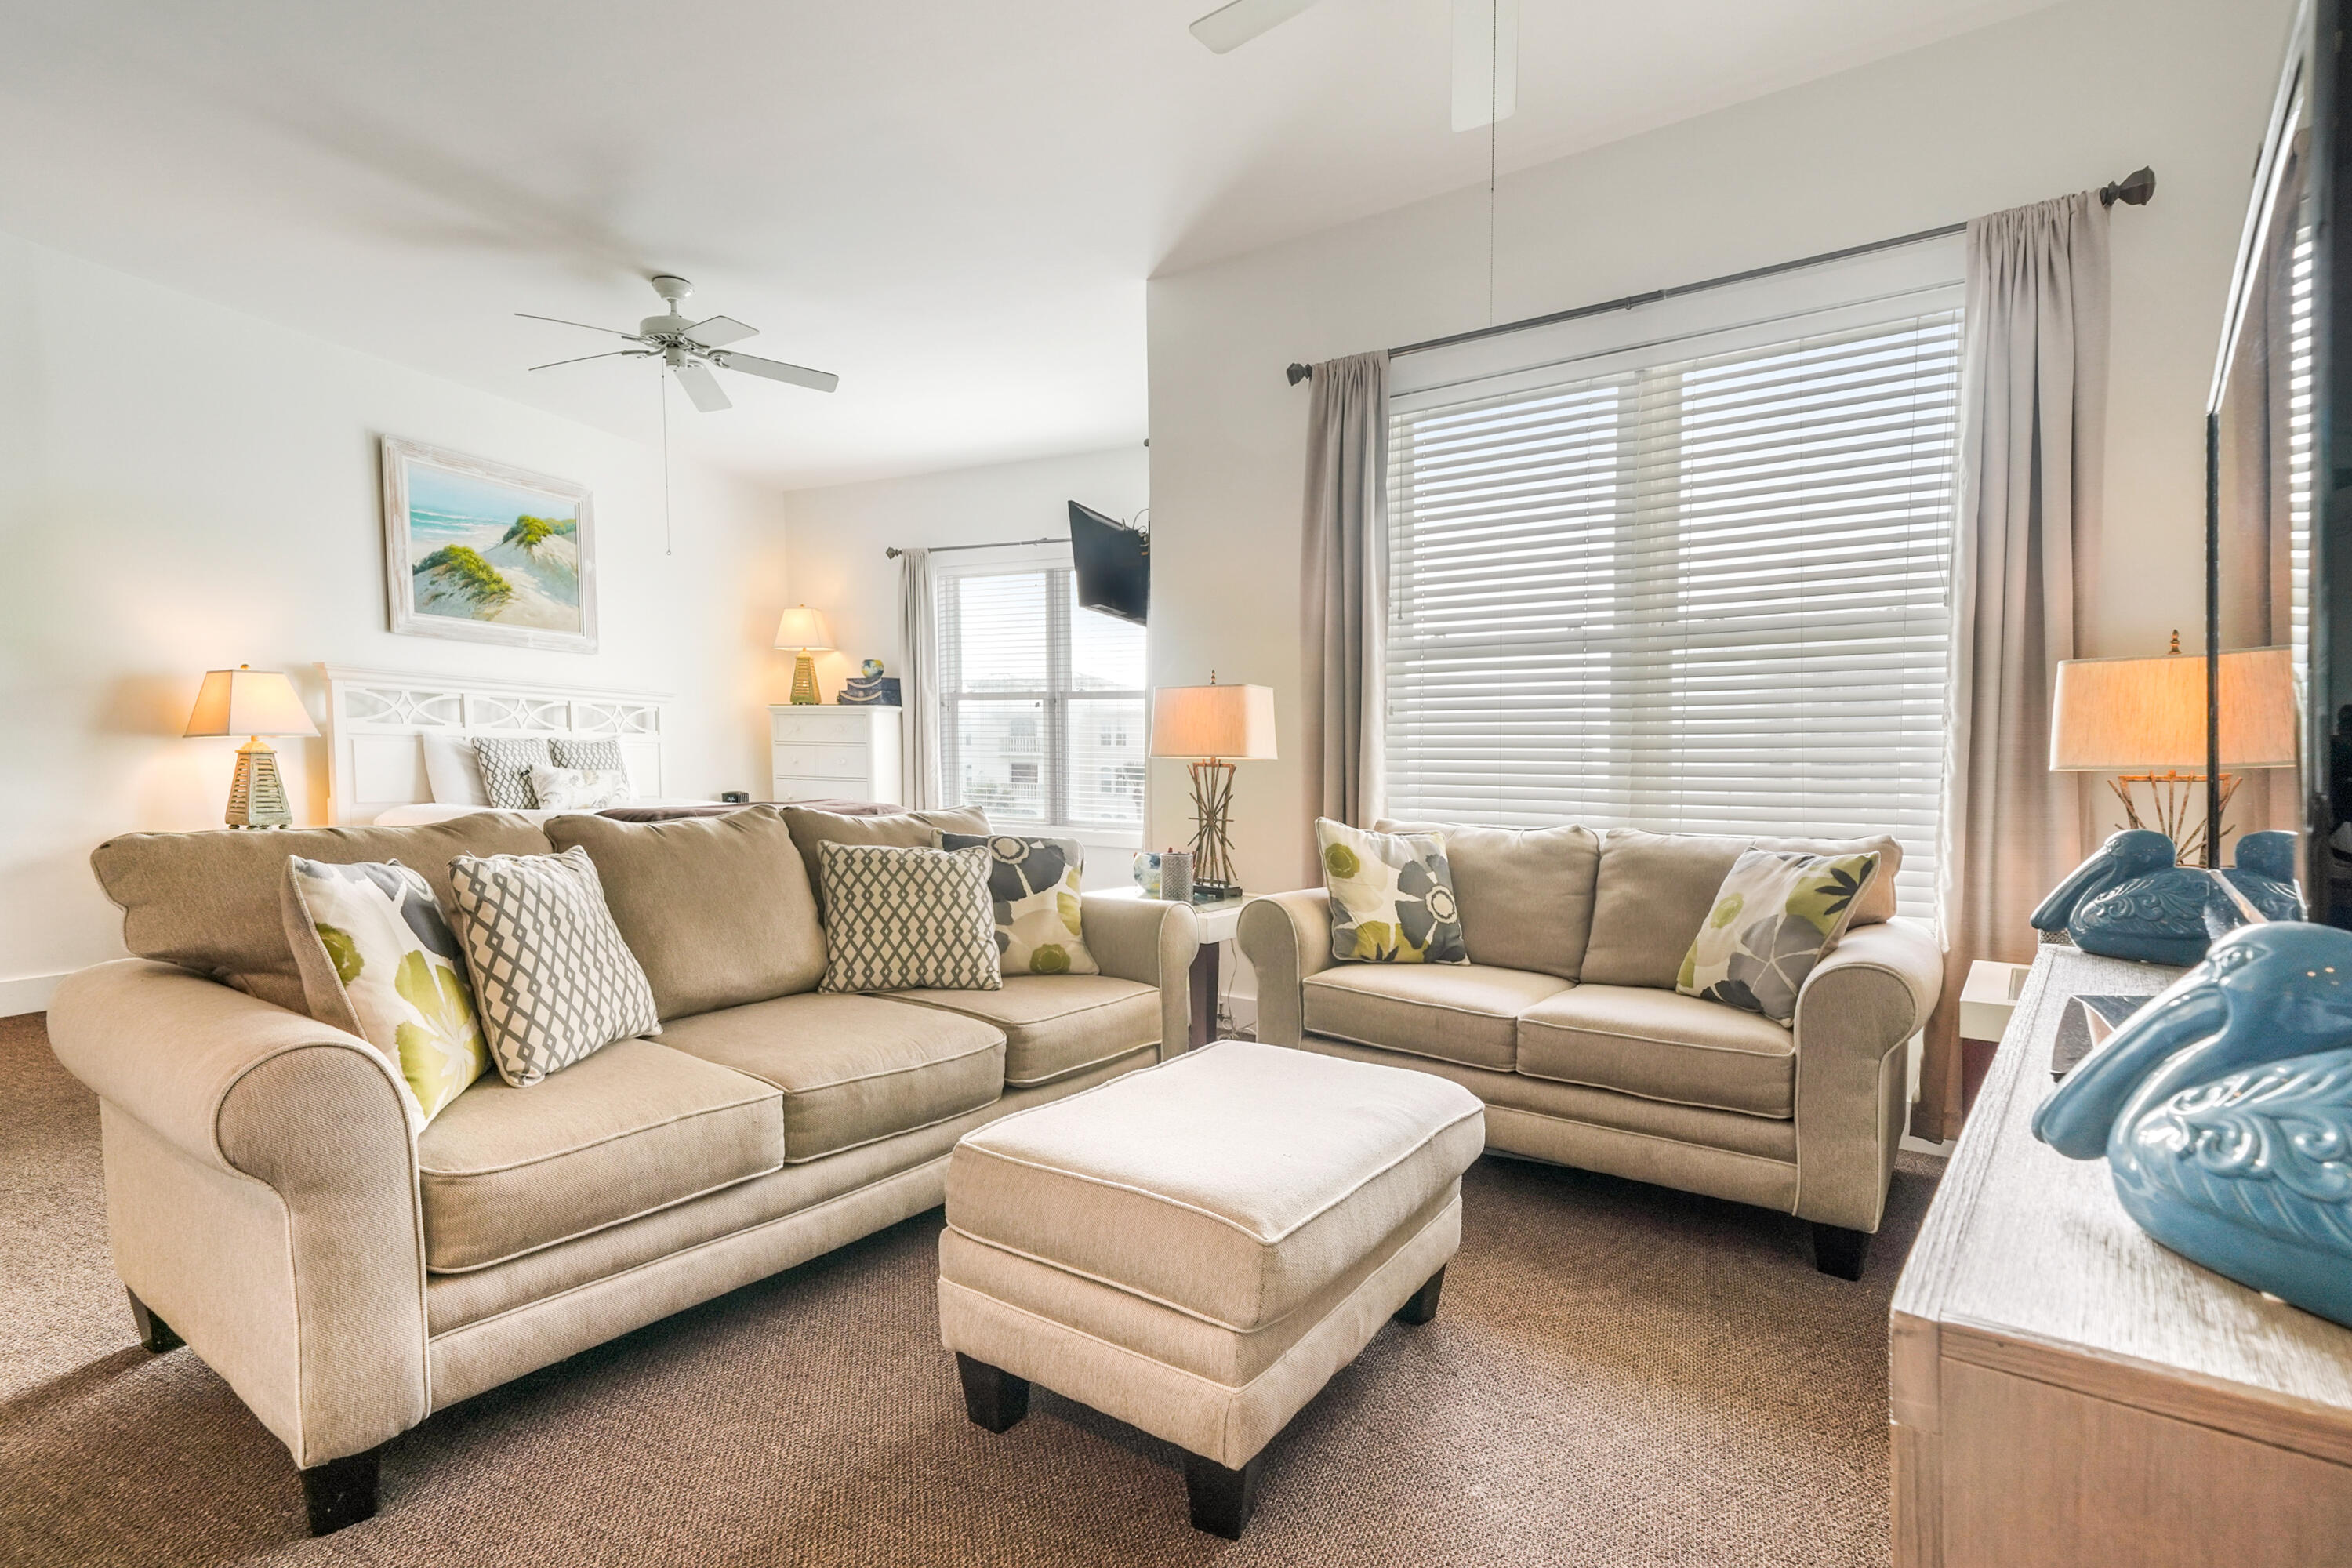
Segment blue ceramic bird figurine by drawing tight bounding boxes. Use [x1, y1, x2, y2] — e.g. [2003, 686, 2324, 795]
[2033, 921, 2352, 1330]
[2031, 829, 2303, 965]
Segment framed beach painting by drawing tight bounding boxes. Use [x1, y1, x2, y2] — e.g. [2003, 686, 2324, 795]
[381, 437, 597, 652]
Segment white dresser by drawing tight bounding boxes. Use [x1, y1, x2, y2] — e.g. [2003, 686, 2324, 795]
[769, 705, 903, 805]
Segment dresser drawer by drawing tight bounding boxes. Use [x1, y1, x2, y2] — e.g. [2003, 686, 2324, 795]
[773, 742, 869, 779]
[773, 775, 873, 804]
[772, 707, 874, 744]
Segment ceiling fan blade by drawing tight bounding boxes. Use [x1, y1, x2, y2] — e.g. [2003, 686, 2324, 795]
[673, 361, 732, 412]
[527, 349, 648, 372]
[1450, 0, 1518, 132]
[515, 310, 642, 339]
[1189, 0, 1319, 53]
[684, 314, 758, 349]
[715, 351, 840, 394]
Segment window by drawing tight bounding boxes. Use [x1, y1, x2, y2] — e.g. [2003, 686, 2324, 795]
[936, 559, 1147, 838]
[1385, 296, 1962, 917]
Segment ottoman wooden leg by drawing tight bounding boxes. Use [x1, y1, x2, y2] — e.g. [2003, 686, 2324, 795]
[956, 1352, 1030, 1433]
[1183, 1450, 1265, 1539]
[1393, 1265, 1446, 1326]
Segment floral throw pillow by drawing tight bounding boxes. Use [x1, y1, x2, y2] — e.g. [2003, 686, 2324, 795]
[1676, 848, 1881, 1025]
[279, 856, 490, 1126]
[530, 764, 633, 813]
[937, 833, 1099, 976]
[1316, 818, 1468, 965]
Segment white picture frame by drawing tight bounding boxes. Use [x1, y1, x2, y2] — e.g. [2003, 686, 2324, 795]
[380, 436, 598, 652]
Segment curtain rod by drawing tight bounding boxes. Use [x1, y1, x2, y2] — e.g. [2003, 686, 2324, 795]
[884, 535, 1069, 559]
[1282, 166, 2156, 383]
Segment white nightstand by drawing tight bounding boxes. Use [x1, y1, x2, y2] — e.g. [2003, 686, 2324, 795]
[769, 705, 902, 804]
[1097, 887, 1245, 1049]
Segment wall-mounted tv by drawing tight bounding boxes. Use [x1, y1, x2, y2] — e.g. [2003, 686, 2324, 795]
[1069, 500, 1148, 626]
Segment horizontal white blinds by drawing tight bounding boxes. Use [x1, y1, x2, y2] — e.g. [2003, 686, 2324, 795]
[1385, 307, 1962, 917]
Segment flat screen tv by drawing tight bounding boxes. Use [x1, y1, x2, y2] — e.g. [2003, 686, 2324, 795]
[1069, 500, 1148, 626]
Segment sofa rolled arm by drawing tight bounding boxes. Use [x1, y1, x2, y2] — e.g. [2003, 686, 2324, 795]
[1791, 916, 1944, 1232]
[1236, 890, 1334, 1047]
[1081, 894, 1200, 1058]
[48, 960, 429, 1466]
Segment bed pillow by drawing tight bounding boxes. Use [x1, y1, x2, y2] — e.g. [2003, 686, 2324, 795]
[529, 764, 633, 813]
[447, 846, 662, 1086]
[279, 856, 488, 1126]
[818, 842, 1002, 993]
[1317, 818, 1468, 964]
[551, 735, 626, 773]
[938, 832, 1098, 976]
[422, 732, 491, 808]
[472, 735, 554, 810]
[1676, 848, 1881, 1025]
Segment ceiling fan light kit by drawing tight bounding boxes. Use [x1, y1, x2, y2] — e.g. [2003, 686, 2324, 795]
[518, 274, 840, 412]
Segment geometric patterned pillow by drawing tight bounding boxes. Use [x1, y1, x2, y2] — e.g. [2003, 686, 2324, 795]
[1676, 848, 1881, 1026]
[936, 832, 1098, 976]
[550, 735, 626, 773]
[1316, 817, 1468, 964]
[472, 735, 554, 810]
[445, 846, 662, 1086]
[278, 855, 489, 1126]
[817, 841, 1002, 993]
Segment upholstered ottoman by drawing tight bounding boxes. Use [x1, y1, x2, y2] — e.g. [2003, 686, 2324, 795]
[938, 1039, 1485, 1537]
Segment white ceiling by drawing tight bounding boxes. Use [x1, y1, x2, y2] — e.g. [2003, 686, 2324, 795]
[0, 0, 2055, 491]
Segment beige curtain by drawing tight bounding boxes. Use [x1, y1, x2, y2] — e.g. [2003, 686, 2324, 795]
[1299, 350, 1390, 879]
[1922, 193, 2111, 1140]
[897, 547, 941, 809]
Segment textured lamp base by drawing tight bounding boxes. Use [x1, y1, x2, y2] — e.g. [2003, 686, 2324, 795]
[1185, 759, 1238, 891]
[226, 738, 292, 829]
[790, 652, 820, 705]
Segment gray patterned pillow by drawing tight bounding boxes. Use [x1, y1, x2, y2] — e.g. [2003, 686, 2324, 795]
[446, 846, 661, 1086]
[472, 736, 554, 810]
[818, 842, 1002, 993]
[550, 735, 625, 773]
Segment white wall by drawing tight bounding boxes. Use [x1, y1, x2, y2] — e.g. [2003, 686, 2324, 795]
[1145, 0, 2297, 892]
[0, 230, 793, 1011]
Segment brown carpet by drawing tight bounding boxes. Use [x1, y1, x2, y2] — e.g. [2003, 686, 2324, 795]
[0, 1009, 1938, 1566]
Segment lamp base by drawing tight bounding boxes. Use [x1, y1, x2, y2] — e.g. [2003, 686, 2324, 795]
[2109, 771, 2238, 865]
[790, 652, 821, 705]
[227, 737, 292, 829]
[1185, 759, 1238, 891]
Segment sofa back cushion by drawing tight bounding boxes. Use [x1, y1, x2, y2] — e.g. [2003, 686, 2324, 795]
[545, 806, 826, 1020]
[1374, 821, 1601, 981]
[1580, 829, 1904, 990]
[781, 804, 989, 914]
[91, 814, 553, 1014]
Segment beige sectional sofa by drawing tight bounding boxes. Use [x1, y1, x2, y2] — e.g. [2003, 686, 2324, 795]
[1238, 822, 1941, 1279]
[48, 806, 1197, 1534]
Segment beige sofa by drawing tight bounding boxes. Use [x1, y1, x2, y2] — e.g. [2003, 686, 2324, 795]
[1238, 823, 1940, 1279]
[48, 806, 1196, 1534]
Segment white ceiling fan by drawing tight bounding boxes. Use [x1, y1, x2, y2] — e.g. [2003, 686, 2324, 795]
[1189, 0, 1517, 132]
[517, 274, 839, 412]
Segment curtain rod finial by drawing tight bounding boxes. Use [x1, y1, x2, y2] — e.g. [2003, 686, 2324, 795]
[2100, 166, 2156, 209]
[1286, 362, 1313, 385]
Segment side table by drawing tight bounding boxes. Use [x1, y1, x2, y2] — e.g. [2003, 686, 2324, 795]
[1095, 888, 1244, 1049]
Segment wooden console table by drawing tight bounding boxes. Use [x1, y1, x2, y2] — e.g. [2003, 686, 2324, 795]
[1890, 943, 2352, 1566]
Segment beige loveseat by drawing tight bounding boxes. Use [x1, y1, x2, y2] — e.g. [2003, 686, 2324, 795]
[1238, 823, 1940, 1279]
[48, 805, 1196, 1534]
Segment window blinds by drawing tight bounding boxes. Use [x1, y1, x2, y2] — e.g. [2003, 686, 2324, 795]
[1385, 305, 1962, 917]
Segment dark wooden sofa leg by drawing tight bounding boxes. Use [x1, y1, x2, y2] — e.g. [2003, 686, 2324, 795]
[300, 1446, 382, 1536]
[1393, 1265, 1446, 1325]
[1183, 1450, 1265, 1539]
[956, 1352, 1029, 1434]
[125, 1288, 182, 1354]
[1811, 1223, 1871, 1281]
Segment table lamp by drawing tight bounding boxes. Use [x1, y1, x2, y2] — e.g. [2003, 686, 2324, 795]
[773, 605, 836, 705]
[1149, 674, 1277, 900]
[184, 666, 319, 829]
[2049, 636, 2297, 862]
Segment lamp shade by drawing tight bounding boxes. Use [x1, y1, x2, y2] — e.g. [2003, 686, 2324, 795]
[772, 605, 835, 652]
[1150, 682, 1278, 760]
[2049, 647, 2297, 771]
[183, 666, 319, 739]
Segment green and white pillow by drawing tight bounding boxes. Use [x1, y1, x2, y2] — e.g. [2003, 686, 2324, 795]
[280, 856, 489, 1127]
[1677, 848, 1881, 1025]
[938, 832, 1098, 976]
[1316, 818, 1468, 965]
[818, 841, 1003, 993]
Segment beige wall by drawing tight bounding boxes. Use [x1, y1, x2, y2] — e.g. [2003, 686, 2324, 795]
[1145, 0, 2296, 892]
[0, 230, 794, 1010]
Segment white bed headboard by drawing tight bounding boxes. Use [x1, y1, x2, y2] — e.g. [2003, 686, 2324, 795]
[318, 664, 672, 824]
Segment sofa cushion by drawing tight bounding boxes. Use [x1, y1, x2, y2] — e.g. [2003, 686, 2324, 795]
[877, 975, 1160, 1087]
[657, 992, 1005, 1161]
[1515, 984, 1797, 1118]
[1580, 829, 1904, 990]
[1302, 963, 1571, 1072]
[91, 814, 552, 1015]
[946, 1040, 1485, 1330]
[545, 806, 826, 1021]
[1377, 820, 1601, 980]
[416, 1036, 782, 1272]
[781, 804, 989, 915]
